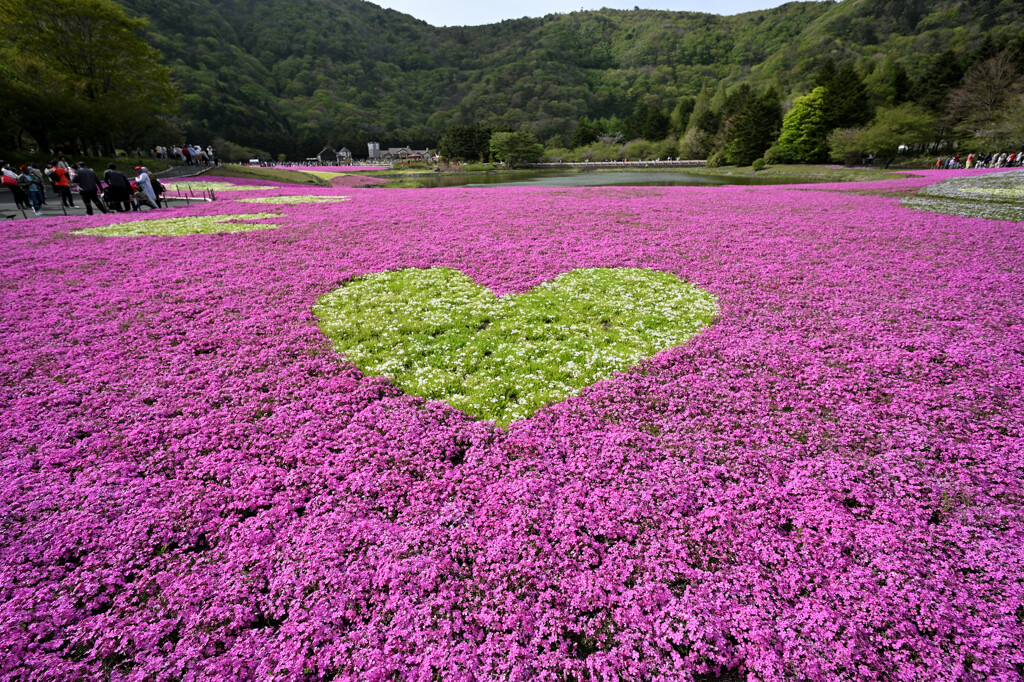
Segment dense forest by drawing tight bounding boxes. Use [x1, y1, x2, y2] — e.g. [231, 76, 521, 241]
[2, 0, 1023, 162]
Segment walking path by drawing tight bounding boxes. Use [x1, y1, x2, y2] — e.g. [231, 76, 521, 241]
[1, 166, 215, 220]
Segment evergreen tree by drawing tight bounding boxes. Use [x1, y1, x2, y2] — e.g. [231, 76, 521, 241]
[823, 61, 872, 128]
[709, 81, 728, 116]
[886, 60, 912, 104]
[668, 96, 696, 137]
[628, 103, 669, 141]
[437, 124, 493, 161]
[686, 83, 713, 132]
[570, 117, 602, 148]
[641, 105, 670, 141]
[910, 50, 965, 111]
[722, 84, 753, 121]
[722, 88, 782, 165]
[692, 109, 721, 136]
[813, 57, 838, 90]
[679, 84, 718, 159]
[970, 34, 1000, 66]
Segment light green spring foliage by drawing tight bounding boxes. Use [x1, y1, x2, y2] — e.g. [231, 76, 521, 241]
[73, 213, 282, 237]
[163, 182, 276, 192]
[902, 171, 1024, 221]
[314, 267, 718, 427]
[238, 195, 351, 204]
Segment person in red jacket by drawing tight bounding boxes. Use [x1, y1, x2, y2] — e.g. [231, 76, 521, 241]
[47, 161, 76, 208]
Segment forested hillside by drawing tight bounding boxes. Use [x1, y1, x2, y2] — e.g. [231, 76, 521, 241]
[5, 0, 1023, 158]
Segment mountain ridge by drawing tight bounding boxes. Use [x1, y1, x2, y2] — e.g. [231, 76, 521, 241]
[113, 0, 1023, 157]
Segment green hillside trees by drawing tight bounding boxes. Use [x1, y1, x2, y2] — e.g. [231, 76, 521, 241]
[828, 104, 935, 167]
[0, 0, 178, 152]
[766, 87, 830, 163]
[489, 131, 544, 167]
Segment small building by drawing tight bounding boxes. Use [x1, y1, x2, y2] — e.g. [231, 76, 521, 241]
[317, 145, 338, 164]
[367, 144, 434, 164]
[338, 147, 352, 161]
[382, 146, 413, 161]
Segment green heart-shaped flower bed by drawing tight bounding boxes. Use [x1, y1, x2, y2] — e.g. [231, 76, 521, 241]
[314, 267, 718, 426]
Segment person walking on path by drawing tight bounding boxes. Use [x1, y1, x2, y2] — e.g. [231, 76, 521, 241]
[28, 166, 48, 205]
[75, 162, 109, 215]
[17, 165, 45, 215]
[48, 161, 76, 208]
[1, 160, 29, 210]
[103, 163, 133, 212]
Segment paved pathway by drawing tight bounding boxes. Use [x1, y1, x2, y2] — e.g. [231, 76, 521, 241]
[1, 165, 216, 221]
[155, 164, 216, 180]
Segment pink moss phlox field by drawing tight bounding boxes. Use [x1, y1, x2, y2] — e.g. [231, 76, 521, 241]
[1, 169, 1023, 681]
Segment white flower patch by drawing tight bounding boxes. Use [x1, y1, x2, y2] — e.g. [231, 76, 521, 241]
[163, 181, 277, 192]
[238, 196, 352, 205]
[902, 171, 1024, 221]
[73, 213, 284, 237]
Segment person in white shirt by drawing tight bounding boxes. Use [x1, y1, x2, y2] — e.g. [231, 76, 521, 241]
[133, 166, 158, 208]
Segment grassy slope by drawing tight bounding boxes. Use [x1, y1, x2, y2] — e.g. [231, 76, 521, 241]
[206, 165, 331, 187]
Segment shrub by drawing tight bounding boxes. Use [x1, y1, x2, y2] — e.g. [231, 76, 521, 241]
[706, 150, 727, 168]
[619, 139, 657, 161]
[752, 158, 766, 171]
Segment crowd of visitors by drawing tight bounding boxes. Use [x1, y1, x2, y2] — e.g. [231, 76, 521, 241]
[935, 151, 1024, 169]
[2, 158, 165, 216]
[150, 144, 219, 166]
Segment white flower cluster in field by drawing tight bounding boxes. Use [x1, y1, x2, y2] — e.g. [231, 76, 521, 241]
[239, 195, 351, 204]
[902, 171, 1024, 221]
[313, 267, 718, 426]
[163, 181, 276, 192]
[73, 213, 283, 237]
[902, 196, 1024, 222]
[916, 171, 1024, 202]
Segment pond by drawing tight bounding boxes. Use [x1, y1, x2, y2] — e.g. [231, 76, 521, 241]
[398, 168, 828, 188]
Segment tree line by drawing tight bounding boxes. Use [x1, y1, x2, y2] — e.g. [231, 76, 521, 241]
[2, 0, 1023, 165]
[438, 31, 1024, 168]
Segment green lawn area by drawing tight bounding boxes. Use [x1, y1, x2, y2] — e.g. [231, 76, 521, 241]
[690, 163, 911, 183]
[208, 165, 331, 187]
